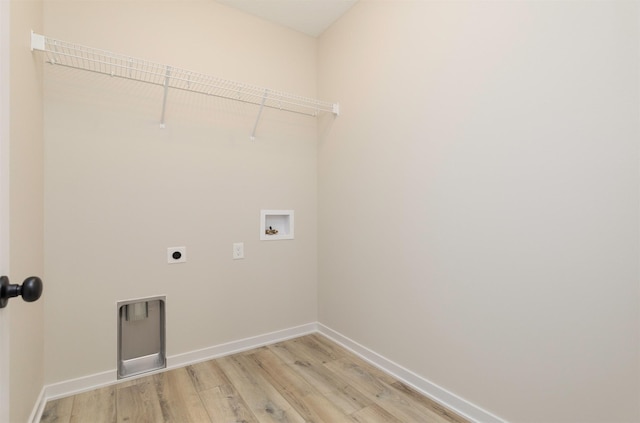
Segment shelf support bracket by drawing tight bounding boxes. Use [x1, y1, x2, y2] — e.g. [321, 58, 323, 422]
[250, 89, 269, 141]
[30, 31, 45, 52]
[160, 66, 172, 129]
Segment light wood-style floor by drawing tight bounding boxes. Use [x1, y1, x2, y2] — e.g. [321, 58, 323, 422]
[41, 334, 469, 423]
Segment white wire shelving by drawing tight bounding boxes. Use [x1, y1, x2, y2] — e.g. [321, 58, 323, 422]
[30, 32, 339, 138]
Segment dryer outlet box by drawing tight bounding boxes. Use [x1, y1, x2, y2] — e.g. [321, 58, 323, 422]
[167, 247, 186, 263]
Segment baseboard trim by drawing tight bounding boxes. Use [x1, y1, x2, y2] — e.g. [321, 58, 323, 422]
[168, 322, 318, 369]
[317, 323, 506, 423]
[35, 322, 318, 417]
[33, 322, 504, 423]
[28, 386, 47, 423]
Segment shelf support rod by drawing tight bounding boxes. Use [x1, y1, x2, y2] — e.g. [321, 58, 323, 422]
[250, 89, 268, 141]
[160, 65, 172, 129]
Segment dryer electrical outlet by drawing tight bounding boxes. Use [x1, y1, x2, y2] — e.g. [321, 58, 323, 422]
[167, 247, 186, 264]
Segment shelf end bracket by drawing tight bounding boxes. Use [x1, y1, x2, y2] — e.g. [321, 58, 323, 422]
[31, 31, 45, 52]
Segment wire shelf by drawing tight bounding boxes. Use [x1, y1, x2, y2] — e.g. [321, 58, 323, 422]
[31, 32, 339, 132]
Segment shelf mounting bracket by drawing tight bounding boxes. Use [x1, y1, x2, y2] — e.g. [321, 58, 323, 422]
[160, 66, 171, 129]
[30, 30, 45, 52]
[250, 89, 269, 141]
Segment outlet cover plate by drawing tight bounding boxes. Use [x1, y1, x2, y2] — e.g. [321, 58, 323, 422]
[233, 242, 244, 260]
[167, 247, 186, 264]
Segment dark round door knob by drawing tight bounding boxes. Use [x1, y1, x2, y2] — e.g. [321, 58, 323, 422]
[0, 276, 43, 308]
[20, 276, 43, 302]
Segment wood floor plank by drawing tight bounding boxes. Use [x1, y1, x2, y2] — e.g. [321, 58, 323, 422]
[217, 354, 305, 423]
[40, 395, 74, 423]
[390, 380, 470, 423]
[188, 359, 260, 422]
[293, 334, 349, 364]
[198, 383, 259, 423]
[187, 360, 232, 392]
[69, 386, 116, 423]
[324, 357, 451, 423]
[350, 403, 404, 423]
[249, 347, 355, 423]
[116, 378, 164, 423]
[308, 335, 398, 385]
[153, 367, 211, 422]
[267, 340, 371, 415]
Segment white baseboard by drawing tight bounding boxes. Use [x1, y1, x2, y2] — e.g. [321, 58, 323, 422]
[168, 322, 318, 369]
[28, 386, 46, 423]
[32, 322, 505, 423]
[317, 323, 506, 423]
[31, 322, 317, 422]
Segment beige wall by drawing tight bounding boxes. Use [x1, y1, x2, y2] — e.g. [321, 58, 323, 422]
[318, 1, 639, 422]
[37, 1, 640, 421]
[8, 0, 45, 421]
[43, 0, 318, 384]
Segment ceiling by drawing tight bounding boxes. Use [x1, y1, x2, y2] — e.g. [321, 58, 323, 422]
[216, 0, 358, 37]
